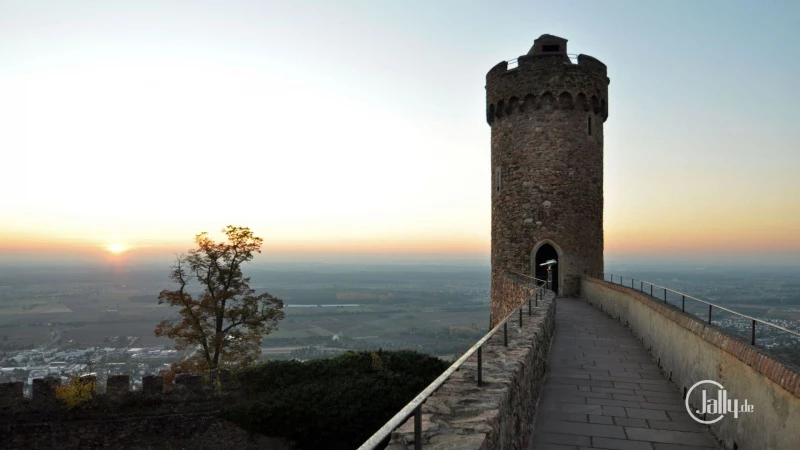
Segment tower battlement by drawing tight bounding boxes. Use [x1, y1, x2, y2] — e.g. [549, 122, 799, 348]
[486, 51, 607, 80]
[486, 35, 609, 126]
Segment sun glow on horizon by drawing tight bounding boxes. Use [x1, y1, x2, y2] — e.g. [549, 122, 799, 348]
[0, 3, 798, 265]
[106, 243, 128, 254]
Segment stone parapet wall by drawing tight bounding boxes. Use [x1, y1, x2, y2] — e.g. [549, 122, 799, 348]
[0, 372, 237, 419]
[490, 272, 539, 328]
[388, 290, 556, 449]
[0, 371, 291, 449]
[1, 412, 290, 449]
[581, 276, 800, 450]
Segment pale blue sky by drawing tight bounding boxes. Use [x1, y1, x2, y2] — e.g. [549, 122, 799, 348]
[1, 0, 798, 262]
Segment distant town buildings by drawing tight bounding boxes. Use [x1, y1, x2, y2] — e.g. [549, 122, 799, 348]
[0, 338, 181, 395]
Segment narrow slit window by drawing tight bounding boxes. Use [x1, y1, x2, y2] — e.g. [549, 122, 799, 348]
[495, 168, 501, 194]
[588, 116, 592, 136]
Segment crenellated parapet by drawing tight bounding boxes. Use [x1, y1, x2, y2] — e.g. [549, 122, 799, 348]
[486, 56, 609, 125]
[0, 370, 285, 449]
[485, 35, 610, 125]
[0, 370, 241, 422]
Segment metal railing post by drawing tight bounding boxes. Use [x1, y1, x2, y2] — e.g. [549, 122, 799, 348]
[503, 322, 508, 346]
[519, 307, 522, 328]
[708, 305, 712, 324]
[477, 345, 482, 386]
[751, 320, 756, 346]
[631, 278, 634, 288]
[640, 281, 643, 291]
[528, 296, 532, 316]
[414, 405, 422, 450]
[681, 295, 685, 312]
[664, 289, 667, 303]
[650, 284, 653, 297]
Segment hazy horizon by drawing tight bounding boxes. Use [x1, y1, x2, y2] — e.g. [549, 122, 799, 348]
[1, 250, 797, 271]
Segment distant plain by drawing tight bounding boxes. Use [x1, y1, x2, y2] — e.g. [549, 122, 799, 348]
[0, 259, 797, 359]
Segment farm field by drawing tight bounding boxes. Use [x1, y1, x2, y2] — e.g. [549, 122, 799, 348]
[0, 262, 491, 358]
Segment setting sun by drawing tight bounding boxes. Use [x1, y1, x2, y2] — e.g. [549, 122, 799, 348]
[106, 243, 128, 254]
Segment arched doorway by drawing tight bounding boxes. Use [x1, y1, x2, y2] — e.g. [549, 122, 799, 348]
[533, 243, 559, 294]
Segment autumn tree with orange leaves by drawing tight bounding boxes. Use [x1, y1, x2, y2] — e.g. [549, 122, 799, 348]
[155, 226, 285, 371]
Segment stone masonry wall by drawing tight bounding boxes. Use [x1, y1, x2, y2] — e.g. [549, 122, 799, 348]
[388, 286, 556, 449]
[488, 38, 610, 309]
[490, 272, 537, 328]
[0, 372, 292, 449]
[582, 276, 800, 450]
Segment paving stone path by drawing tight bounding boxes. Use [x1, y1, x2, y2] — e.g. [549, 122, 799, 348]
[530, 298, 719, 450]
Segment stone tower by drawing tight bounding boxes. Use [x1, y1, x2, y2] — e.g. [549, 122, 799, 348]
[487, 35, 609, 315]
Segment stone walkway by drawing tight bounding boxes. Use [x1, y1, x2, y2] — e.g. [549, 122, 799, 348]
[530, 298, 719, 450]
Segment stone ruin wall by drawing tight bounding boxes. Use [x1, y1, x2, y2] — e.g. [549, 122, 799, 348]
[0, 372, 292, 449]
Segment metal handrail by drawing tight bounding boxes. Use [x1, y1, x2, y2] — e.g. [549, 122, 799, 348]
[358, 273, 549, 450]
[508, 271, 548, 285]
[599, 273, 800, 346]
[506, 53, 580, 68]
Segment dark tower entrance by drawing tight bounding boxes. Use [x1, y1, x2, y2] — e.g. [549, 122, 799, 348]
[534, 244, 558, 294]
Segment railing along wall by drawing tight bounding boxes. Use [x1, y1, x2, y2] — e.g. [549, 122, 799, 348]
[587, 273, 800, 450]
[600, 273, 800, 352]
[506, 53, 580, 68]
[358, 272, 549, 450]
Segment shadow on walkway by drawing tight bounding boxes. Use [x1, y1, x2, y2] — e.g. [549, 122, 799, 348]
[530, 297, 719, 450]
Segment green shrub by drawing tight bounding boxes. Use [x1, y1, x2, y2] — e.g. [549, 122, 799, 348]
[223, 350, 448, 450]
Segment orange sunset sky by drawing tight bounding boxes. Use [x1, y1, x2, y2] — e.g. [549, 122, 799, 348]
[1, 1, 798, 265]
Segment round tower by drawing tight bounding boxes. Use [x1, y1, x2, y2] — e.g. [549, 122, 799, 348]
[488, 34, 609, 319]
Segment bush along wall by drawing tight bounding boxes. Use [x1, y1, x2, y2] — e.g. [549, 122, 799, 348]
[222, 350, 449, 450]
